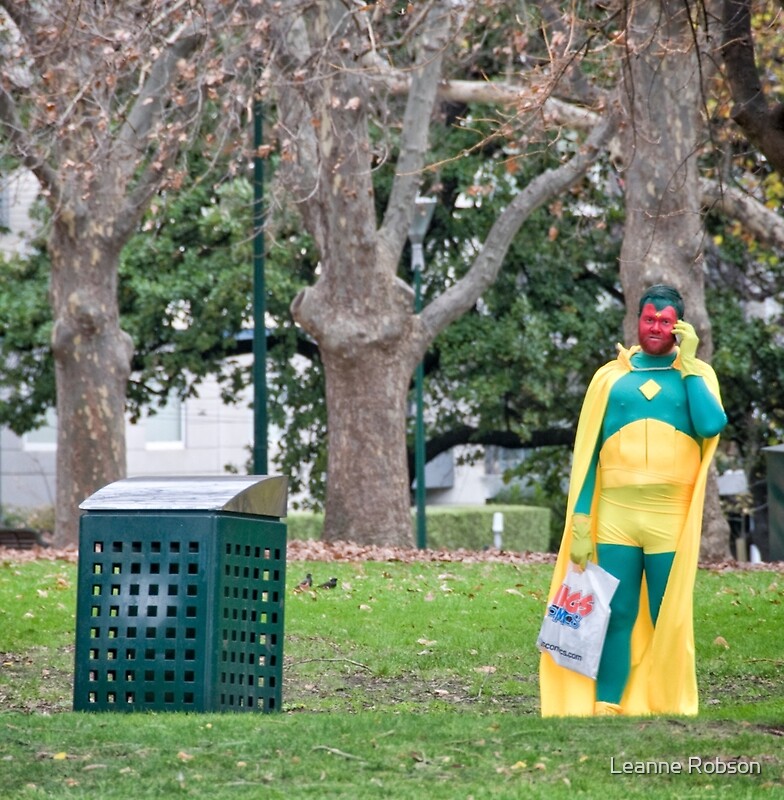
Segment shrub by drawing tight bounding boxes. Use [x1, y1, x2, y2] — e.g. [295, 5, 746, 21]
[421, 505, 550, 552]
[286, 511, 325, 541]
[286, 504, 551, 553]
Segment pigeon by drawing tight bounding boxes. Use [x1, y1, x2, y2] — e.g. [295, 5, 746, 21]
[294, 573, 313, 592]
[317, 577, 338, 589]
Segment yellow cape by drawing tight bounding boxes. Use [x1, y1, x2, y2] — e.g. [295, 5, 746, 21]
[539, 344, 722, 717]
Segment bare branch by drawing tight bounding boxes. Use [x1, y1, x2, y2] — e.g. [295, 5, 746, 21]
[0, 84, 60, 201]
[701, 177, 784, 250]
[114, 27, 206, 184]
[0, 4, 60, 198]
[359, 45, 606, 129]
[377, 1, 454, 267]
[438, 80, 604, 128]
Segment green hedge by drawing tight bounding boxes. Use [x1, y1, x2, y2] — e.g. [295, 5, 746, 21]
[420, 505, 550, 552]
[286, 504, 551, 553]
[286, 511, 325, 542]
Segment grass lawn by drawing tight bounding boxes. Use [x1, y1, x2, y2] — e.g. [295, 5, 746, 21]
[0, 553, 782, 798]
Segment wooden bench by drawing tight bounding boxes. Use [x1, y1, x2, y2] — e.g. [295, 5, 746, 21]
[0, 528, 45, 549]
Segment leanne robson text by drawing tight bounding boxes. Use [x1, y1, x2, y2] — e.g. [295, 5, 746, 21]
[610, 757, 761, 776]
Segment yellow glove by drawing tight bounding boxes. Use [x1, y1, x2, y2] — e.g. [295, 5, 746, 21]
[569, 513, 593, 569]
[674, 319, 699, 376]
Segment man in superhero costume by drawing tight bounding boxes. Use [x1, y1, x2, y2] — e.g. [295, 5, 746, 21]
[539, 284, 727, 716]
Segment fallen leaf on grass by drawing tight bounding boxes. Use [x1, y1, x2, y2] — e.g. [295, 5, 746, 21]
[714, 636, 730, 649]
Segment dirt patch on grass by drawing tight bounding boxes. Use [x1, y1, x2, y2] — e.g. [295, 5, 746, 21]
[0, 646, 75, 714]
[283, 668, 538, 714]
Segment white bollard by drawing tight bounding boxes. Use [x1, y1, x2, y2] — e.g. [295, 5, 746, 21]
[492, 511, 504, 550]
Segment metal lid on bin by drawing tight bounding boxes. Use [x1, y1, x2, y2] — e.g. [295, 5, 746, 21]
[79, 475, 288, 518]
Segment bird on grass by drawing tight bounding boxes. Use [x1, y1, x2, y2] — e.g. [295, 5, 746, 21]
[293, 573, 313, 592]
[317, 577, 338, 589]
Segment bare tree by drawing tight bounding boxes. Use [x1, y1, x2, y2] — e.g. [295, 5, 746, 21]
[0, 1, 257, 545]
[269, 2, 616, 545]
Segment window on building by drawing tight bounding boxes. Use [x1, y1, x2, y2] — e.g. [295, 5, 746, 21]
[145, 394, 184, 449]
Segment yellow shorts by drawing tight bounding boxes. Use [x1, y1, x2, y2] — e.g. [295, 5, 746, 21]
[596, 484, 691, 554]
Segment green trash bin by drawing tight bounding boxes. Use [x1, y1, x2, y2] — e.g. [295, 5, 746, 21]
[73, 475, 287, 713]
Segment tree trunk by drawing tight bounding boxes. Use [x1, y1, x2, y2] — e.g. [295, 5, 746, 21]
[49, 221, 133, 547]
[617, 0, 730, 560]
[279, 1, 449, 546]
[321, 341, 416, 545]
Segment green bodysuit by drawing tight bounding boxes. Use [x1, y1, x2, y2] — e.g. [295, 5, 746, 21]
[573, 350, 727, 704]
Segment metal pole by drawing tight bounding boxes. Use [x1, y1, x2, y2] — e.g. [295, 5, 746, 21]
[412, 242, 427, 549]
[408, 195, 436, 550]
[252, 95, 268, 475]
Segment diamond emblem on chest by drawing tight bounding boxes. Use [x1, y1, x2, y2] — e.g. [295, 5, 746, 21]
[639, 378, 661, 400]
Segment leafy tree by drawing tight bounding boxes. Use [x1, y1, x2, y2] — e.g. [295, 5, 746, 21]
[0, 226, 54, 435]
[0, 156, 323, 502]
[425, 122, 624, 459]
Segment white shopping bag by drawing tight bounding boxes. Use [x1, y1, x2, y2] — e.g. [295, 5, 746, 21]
[536, 561, 620, 679]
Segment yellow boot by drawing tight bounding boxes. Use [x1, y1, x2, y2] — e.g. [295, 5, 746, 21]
[594, 701, 623, 716]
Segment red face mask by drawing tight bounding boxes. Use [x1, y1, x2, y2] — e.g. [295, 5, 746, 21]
[638, 303, 678, 356]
